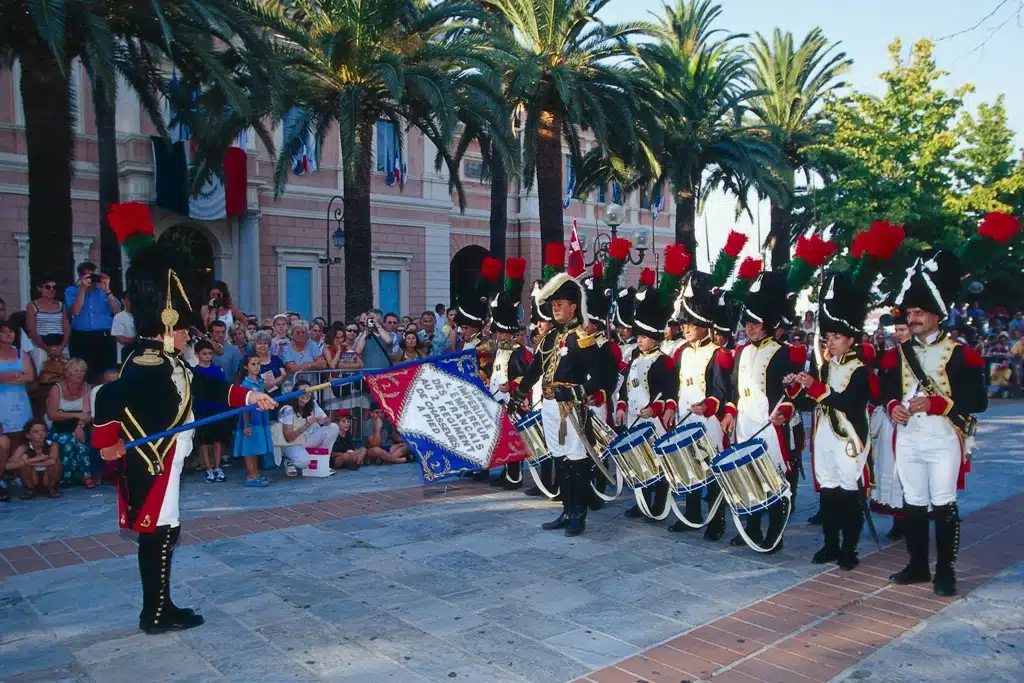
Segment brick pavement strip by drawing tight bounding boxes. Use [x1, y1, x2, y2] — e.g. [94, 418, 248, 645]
[0, 481, 496, 575]
[582, 491, 1024, 683]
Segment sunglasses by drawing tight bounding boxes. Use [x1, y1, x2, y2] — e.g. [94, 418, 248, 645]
[41, 284, 56, 290]
[346, 328, 358, 333]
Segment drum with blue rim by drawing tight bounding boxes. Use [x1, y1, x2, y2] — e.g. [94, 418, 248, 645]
[653, 422, 717, 495]
[514, 410, 551, 466]
[607, 422, 662, 489]
[711, 439, 789, 515]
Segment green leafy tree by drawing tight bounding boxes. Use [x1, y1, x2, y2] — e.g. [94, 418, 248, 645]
[746, 27, 851, 268]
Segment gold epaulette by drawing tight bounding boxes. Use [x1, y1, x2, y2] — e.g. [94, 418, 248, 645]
[575, 331, 597, 349]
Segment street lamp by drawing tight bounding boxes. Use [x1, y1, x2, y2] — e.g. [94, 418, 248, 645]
[583, 202, 649, 266]
[320, 195, 345, 324]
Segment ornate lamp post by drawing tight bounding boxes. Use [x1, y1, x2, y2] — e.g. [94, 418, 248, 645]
[320, 196, 345, 324]
[582, 203, 651, 266]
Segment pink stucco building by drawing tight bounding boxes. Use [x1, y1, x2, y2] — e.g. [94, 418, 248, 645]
[0, 62, 676, 321]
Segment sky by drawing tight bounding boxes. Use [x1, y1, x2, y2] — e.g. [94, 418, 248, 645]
[597, 0, 1024, 270]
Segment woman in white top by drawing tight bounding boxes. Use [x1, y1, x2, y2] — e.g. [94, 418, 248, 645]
[26, 277, 70, 371]
[200, 281, 244, 334]
[277, 379, 339, 475]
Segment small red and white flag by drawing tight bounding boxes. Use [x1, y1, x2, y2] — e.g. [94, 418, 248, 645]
[567, 220, 585, 277]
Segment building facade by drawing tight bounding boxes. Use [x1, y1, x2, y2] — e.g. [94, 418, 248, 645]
[0, 62, 677, 321]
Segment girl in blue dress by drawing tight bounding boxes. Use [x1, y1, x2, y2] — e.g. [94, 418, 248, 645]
[234, 354, 273, 487]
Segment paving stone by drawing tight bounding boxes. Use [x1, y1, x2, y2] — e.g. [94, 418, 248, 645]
[543, 628, 638, 669]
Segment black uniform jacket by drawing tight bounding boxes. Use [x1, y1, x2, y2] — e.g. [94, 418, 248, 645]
[92, 340, 250, 533]
[516, 323, 608, 403]
[787, 352, 871, 445]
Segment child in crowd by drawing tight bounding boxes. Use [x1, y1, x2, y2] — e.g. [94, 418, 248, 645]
[363, 402, 412, 464]
[277, 380, 339, 476]
[235, 354, 272, 487]
[193, 341, 230, 482]
[8, 419, 61, 499]
[331, 409, 365, 470]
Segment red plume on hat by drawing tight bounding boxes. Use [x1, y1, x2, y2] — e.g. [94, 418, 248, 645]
[978, 212, 1021, 243]
[542, 242, 565, 283]
[729, 256, 762, 303]
[107, 202, 155, 260]
[710, 230, 749, 288]
[786, 234, 836, 294]
[639, 268, 656, 288]
[851, 219, 905, 288]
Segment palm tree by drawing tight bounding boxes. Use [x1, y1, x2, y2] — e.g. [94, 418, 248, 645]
[268, 0, 508, 317]
[481, 0, 650, 248]
[5, 0, 285, 289]
[638, 0, 784, 257]
[746, 28, 851, 268]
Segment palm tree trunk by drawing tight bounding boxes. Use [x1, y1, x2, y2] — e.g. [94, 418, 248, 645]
[536, 107, 563, 248]
[769, 166, 795, 269]
[93, 78, 123, 295]
[488, 141, 507, 261]
[20, 48, 74, 292]
[674, 194, 697, 260]
[344, 116, 375, 318]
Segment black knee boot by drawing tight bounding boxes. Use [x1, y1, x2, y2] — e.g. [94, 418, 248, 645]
[139, 526, 204, 634]
[933, 503, 960, 596]
[525, 458, 556, 497]
[501, 461, 523, 490]
[890, 504, 932, 584]
[812, 488, 841, 564]
[731, 511, 765, 546]
[763, 503, 787, 554]
[668, 487, 702, 532]
[838, 490, 864, 571]
[887, 514, 905, 541]
[565, 460, 589, 537]
[787, 466, 800, 514]
[647, 480, 669, 522]
[542, 458, 571, 530]
[703, 481, 726, 541]
[589, 463, 606, 511]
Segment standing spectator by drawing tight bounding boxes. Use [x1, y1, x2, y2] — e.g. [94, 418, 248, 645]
[277, 379, 340, 476]
[0, 320, 35, 444]
[251, 331, 286, 403]
[0, 297, 5, 319]
[325, 326, 365, 371]
[360, 310, 393, 370]
[1009, 312, 1024, 335]
[109, 294, 136, 366]
[270, 314, 290, 356]
[246, 316, 259, 335]
[279, 321, 327, 381]
[26, 277, 69, 372]
[331, 410, 365, 470]
[392, 328, 427, 364]
[383, 313, 401, 354]
[8, 419, 61, 499]
[193, 341, 229, 483]
[800, 311, 815, 335]
[419, 311, 449, 357]
[309, 321, 327, 356]
[362, 402, 410, 464]
[200, 281, 244, 333]
[45, 358, 95, 487]
[65, 262, 120, 382]
[229, 323, 250, 359]
[209, 320, 242, 380]
[235, 354, 272, 486]
[434, 304, 446, 334]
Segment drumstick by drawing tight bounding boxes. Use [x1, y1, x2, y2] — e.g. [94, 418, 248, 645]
[746, 396, 789, 442]
[628, 393, 663, 429]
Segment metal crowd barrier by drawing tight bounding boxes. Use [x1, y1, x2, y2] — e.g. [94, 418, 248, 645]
[292, 369, 372, 441]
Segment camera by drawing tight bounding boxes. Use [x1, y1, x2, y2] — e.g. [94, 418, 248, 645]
[211, 297, 223, 309]
[367, 319, 376, 329]
[88, 273, 101, 284]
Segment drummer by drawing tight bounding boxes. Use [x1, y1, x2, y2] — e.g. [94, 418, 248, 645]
[785, 273, 873, 571]
[668, 271, 733, 539]
[583, 269, 622, 509]
[727, 271, 798, 553]
[617, 270, 677, 520]
[523, 285, 558, 498]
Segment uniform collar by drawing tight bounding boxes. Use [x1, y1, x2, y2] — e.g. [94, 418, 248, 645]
[693, 334, 713, 348]
[830, 351, 858, 365]
[913, 329, 944, 346]
[750, 335, 775, 348]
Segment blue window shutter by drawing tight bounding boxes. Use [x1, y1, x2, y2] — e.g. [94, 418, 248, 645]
[378, 270, 401, 316]
[285, 267, 312, 320]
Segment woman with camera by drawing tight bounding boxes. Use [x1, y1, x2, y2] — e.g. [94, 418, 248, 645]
[200, 281, 244, 333]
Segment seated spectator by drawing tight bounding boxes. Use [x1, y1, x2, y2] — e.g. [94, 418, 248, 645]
[46, 358, 96, 487]
[331, 410, 365, 470]
[199, 281, 244, 333]
[363, 403, 410, 464]
[0, 319, 36, 444]
[391, 328, 427, 364]
[235, 354, 272, 487]
[194, 341, 230, 483]
[989, 360, 1012, 398]
[280, 321, 327, 382]
[209, 320, 243, 380]
[8, 419, 61, 499]
[277, 379, 340, 476]
[26, 277, 69, 372]
[110, 294, 136, 365]
[0, 430, 10, 502]
[90, 369, 120, 483]
[270, 314, 290, 356]
[65, 262, 121, 383]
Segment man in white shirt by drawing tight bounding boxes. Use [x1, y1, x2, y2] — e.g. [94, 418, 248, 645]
[110, 301, 136, 366]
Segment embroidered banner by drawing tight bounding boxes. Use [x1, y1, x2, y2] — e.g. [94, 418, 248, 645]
[364, 350, 529, 482]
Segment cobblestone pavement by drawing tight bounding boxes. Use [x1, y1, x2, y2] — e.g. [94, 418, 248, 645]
[1, 402, 1022, 683]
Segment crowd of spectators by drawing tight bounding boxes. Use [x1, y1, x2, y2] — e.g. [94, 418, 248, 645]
[0, 266, 462, 502]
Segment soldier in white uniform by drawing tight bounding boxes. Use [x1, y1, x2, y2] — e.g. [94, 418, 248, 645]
[786, 273, 873, 570]
[669, 271, 733, 538]
[617, 280, 676, 520]
[871, 305, 912, 540]
[523, 288, 558, 497]
[883, 252, 988, 596]
[488, 265, 530, 490]
[726, 272, 799, 552]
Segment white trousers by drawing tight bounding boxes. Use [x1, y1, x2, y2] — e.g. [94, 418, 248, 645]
[812, 420, 869, 492]
[283, 422, 340, 468]
[541, 398, 587, 461]
[870, 410, 903, 508]
[895, 414, 961, 507]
